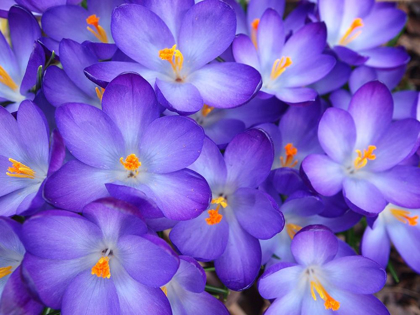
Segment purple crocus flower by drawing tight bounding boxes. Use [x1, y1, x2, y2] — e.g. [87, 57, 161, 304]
[259, 225, 388, 315]
[43, 39, 102, 108]
[163, 256, 229, 315]
[85, 0, 262, 114]
[301, 81, 420, 216]
[361, 203, 420, 273]
[0, 6, 44, 112]
[44, 73, 211, 220]
[170, 131, 284, 290]
[0, 217, 43, 315]
[318, 0, 409, 68]
[22, 198, 179, 314]
[41, 0, 122, 58]
[0, 100, 65, 216]
[232, 9, 336, 104]
[0, 0, 82, 17]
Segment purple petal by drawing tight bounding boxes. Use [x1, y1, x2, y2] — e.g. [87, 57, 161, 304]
[331, 291, 389, 315]
[20, 41, 45, 95]
[318, 0, 344, 42]
[118, 234, 179, 287]
[362, 46, 410, 69]
[275, 87, 318, 104]
[281, 191, 324, 217]
[173, 256, 206, 293]
[330, 89, 351, 110]
[178, 0, 236, 70]
[393, 91, 417, 120]
[361, 220, 390, 269]
[247, 0, 285, 28]
[310, 60, 351, 95]
[188, 62, 261, 108]
[168, 290, 229, 315]
[56, 103, 124, 169]
[333, 45, 369, 66]
[225, 129, 273, 188]
[102, 73, 159, 150]
[232, 34, 260, 71]
[202, 118, 246, 148]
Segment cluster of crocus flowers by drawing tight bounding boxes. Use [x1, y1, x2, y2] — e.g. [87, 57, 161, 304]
[0, 0, 419, 314]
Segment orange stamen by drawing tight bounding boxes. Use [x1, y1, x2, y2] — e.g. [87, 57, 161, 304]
[280, 143, 298, 168]
[159, 44, 184, 80]
[205, 196, 228, 225]
[6, 158, 36, 179]
[354, 145, 376, 170]
[0, 65, 18, 90]
[251, 18, 260, 48]
[391, 209, 418, 226]
[161, 286, 168, 296]
[339, 18, 364, 46]
[0, 266, 12, 278]
[201, 104, 214, 117]
[270, 57, 292, 80]
[86, 14, 108, 43]
[286, 223, 302, 239]
[91, 257, 111, 279]
[120, 154, 141, 175]
[310, 279, 340, 311]
[95, 87, 105, 101]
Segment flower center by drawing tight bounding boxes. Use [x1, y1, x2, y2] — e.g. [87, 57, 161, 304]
[310, 278, 340, 311]
[286, 223, 302, 239]
[339, 18, 364, 46]
[390, 209, 418, 226]
[0, 65, 18, 91]
[6, 158, 36, 179]
[251, 18, 260, 48]
[95, 87, 105, 102]
[205, 196, 228, 225]
[0, 266, 12, 278]
[353, 145, 376, 170]
[159, 44, 184, 81]
[201, 104, 215, 117]
[120, 154, 141, 178]
[280, 143, 298, 168]
[91, 256, 111, 279]
[270, 57, 292, 81]
[86, 14, 109, 43]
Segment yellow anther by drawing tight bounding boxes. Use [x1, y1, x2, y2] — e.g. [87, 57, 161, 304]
[201, 104, 214, 117]
[339, 18, 364, 46]
[211, 196, 228, 208]
[95, 87, 105, 101]
[6, 158, 36, 179]
[91, 257, 111, 279]
[159, 44, 184, 80]
[286, 223, 302, 239]
[86, 14, 108, 43]
[391, 209, 418, 226]
[0, 266, 12, 278]
[280, 143, 298, 168]
[161, 286, 168, 296]
[0, 65, 18, 91]
[120, 154, 141, 171]
[251, 18, 260, 48]
[270, 57, 292, 80]
[310, 279, 340, 311]
[353, 145, 376, 170]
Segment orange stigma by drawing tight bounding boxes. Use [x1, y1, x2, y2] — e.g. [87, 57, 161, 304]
[205, 196, 228, 225]
[201, 104, 215, 117]
[161, 286, 168, 296]
[91, 257, 111, 279]
[280, 143, 298, 168]
[339, 18, 364, 46]
[120, 154, 141, 176]
[286, 223, 302, 239]
[311, 279, 340, 311]
[0, 266, 12, 278]
[270, 57, 292, 80]
[6, 158, 36, 179]
[95, 87, 105, 101]
[391, 209, 418, 226]
[251, 18, 260, 48]
[159, 44, 184, 81]
[86, 14, 108, 43]
[0, 65, 18, 91]
[354, 145, 376, 170]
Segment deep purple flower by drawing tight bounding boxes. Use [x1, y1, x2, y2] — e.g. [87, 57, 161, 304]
[302, 81, 420, 216]
[170, 131, 284, 290]
[85, 0, 262, 114]
[232, 9, 335, 104]
[0, 100, 65, 216]
[0, 217, 43, 315]
[45, 73, 211, 220]
[259, 225, 388, 315]
[362, 203, 420, 273]
[318, 0, 408, 68]
[0, 6, 44, 112]
[22, 198, 179, 314]
[164, 256, 229, 315]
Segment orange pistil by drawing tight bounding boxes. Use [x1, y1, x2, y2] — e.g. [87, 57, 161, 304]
[6, 158, 36, 179]
[251, 18, 260, 48]
[339, 18, 364, 46]
[120, 154, 141, 171]
[280, 143, 298, 168]
[354, 145, 376, 170]
[159, 44, 184, 80]
[286, 223, 302, 239]
[86, 14, 108, 43]
[0, 266, 12, 278]
[270, 56, 292, 80]
[95, 87, 105, 101]
[310, 279, 340, 311]
[0, 65, 18, 91]
[391, 209, 418, 226]
[205, 196, 228, 225]
[91, 257, 111, 279]
[201, 104, 215, 117]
